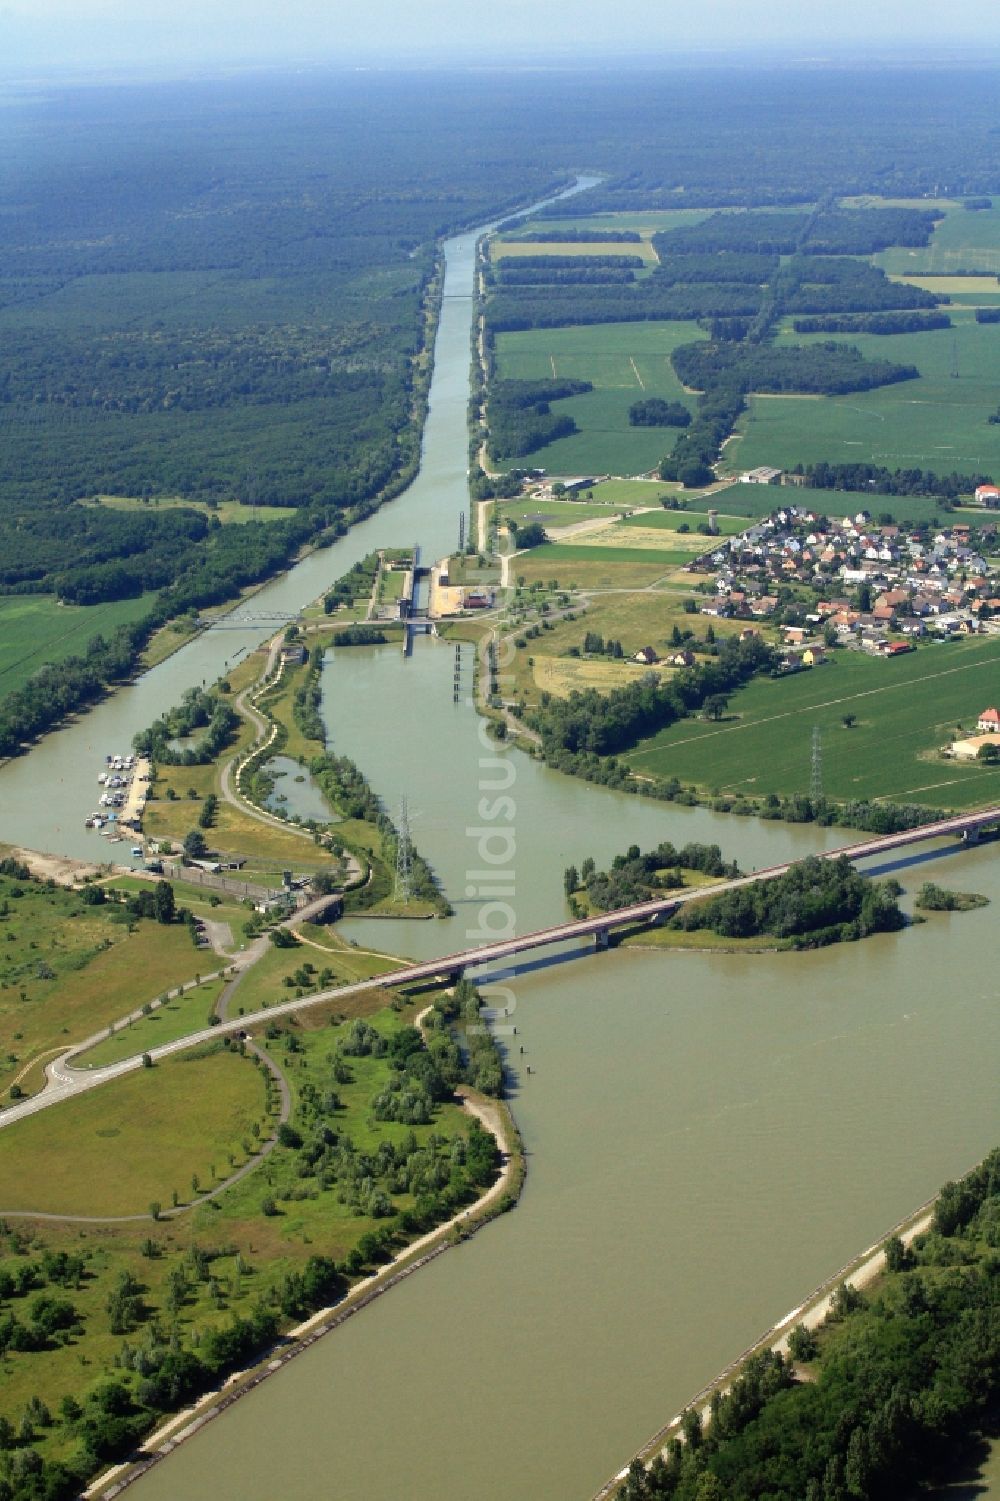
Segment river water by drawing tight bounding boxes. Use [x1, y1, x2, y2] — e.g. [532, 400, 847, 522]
[2, 187, 998, 1500]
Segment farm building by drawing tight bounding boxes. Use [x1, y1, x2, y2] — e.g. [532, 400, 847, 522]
[951, 733, 1000, 760]
[634, 645, 659, 666]
[976, 707, 1000, 732]
[740, 466, 782, 485]
[975, 484, 1000, 508]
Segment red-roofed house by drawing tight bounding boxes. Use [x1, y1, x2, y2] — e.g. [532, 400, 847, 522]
[977, 707, 1000, 732]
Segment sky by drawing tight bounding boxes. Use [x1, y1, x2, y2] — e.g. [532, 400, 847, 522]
[2, 0, 1000, 75]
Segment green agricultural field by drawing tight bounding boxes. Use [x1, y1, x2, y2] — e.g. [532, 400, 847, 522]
[624, 635, 1000, 810]
[706, 482, 949, 526]
[495, 499, 619, 528]
[514, 555, 676, 590]
[875, 203, 1000, 277]
[727, 313, 1000, 479]
[493, 320, 705, 475]
[0, 592, 156, 702]
[0, 1047, 266, 1216]
[591, 478, 682, 505]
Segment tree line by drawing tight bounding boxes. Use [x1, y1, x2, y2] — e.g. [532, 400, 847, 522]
[486, 378, 592, 461]
[792, 311, 951, 335]
[618, 1147, 1000, 1501]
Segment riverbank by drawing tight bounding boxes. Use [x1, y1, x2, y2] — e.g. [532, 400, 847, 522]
[590, 1174, 972, 1500]
[84, 1085, 524, 1501]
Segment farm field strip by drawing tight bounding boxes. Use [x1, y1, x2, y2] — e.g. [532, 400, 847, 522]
[491, 239, 658, 261]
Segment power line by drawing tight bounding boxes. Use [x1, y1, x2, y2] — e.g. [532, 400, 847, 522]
[810, 724, 823, 803]
[394, 795, 412, 904]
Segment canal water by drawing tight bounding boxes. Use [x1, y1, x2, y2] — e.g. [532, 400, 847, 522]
[1, 184, 997, 1500]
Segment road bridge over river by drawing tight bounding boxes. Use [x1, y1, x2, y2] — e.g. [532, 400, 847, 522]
[3, 804, 998, 1132]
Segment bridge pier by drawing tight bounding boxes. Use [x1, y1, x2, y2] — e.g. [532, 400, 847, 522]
[594, 929, 610, 951]
[962, 826, 981, 845]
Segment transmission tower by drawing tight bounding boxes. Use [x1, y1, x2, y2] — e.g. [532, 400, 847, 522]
[950, 336, 960, 381]
[244, 466, 259, 520]
[810, 724, 824, 803]
[394, 795, 413, 904]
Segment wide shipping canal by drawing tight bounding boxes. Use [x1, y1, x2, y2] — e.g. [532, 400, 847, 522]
[2, 191, 998, 1501]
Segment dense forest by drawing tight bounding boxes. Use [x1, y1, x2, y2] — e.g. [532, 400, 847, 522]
[669, 854, 904, 945]
[671, 341, 918, 397]
[485, 378, 592, 462]
[618, 1148, 1000, 1501]
[793, 461, 997, 498]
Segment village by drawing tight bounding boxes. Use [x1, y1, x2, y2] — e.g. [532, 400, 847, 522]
[692, 500, 1000, 663]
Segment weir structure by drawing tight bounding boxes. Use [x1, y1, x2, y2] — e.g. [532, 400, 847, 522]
[5, 802, 1000, 1132]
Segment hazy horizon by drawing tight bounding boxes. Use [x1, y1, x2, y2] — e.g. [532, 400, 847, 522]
[3, 0, 1000, 81]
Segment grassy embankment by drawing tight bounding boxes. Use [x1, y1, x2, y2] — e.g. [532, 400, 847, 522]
[0, 985, 510, 1483]
[0, 874, 220, 1097]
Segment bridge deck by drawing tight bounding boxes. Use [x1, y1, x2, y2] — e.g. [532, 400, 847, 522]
[3, 804, 998, 1129]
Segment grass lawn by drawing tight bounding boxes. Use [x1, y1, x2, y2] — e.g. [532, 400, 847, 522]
[75, 979, 225, 1068]
[224, 943, 393, 1019]
[493, 320, 706, 475]
[624, 636, 1000, 809]
[619, 508, 748, 535]
[495, 499, 622, 527]
[0, 1047, 266, 1215]
[526, 541, 694, 565]
[0, 593, 156, 703]
[591, 478, 684, 505]
[513, 554, 678, 590]
[728, 312, 1000, 479]
[533, 657, 676, 697]
[0, 883, 214, 1095]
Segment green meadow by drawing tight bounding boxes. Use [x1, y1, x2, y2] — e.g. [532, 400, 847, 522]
[0, 593, 157, 702]
[525, 542, 693, 566]
[727, 311, 1000, 479]
[618, 508, 748, 535]
[494, 320, 705, 475]
[625, 636, 1000, 809]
